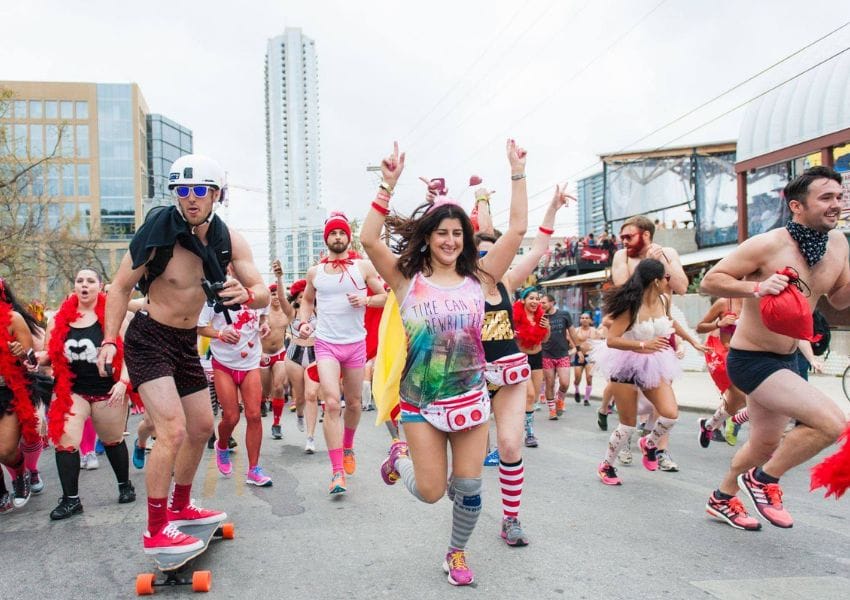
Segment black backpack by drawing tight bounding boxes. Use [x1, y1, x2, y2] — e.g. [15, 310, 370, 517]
[811, 310, 831, 357]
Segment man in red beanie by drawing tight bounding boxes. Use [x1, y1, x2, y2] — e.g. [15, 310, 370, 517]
[297, 212, 387, 494]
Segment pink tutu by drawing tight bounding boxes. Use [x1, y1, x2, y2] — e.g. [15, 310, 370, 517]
[590, 343, 681, 390]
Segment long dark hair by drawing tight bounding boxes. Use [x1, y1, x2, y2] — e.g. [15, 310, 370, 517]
[602, 258, 665, 324]
[386, 202, 481, 281]
[0, 277, 41, 334]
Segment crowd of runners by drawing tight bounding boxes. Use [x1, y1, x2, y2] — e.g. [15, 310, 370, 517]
[1, 148, 849, 586]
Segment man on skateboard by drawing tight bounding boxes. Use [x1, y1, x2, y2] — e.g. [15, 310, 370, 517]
[99, 154, 268, 553]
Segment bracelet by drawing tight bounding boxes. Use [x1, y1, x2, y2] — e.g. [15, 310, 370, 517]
[375, 189, 391, 202]
[245, 287, 255, 306]
[538, 226, 554, 235]
[753, 282, 761, 298]
[511, 173, 526, 181]
[379, 180, 394, 195]
[100, 341, 117, 349]
[639, 341, 646, 350]
[371, 201, 390, 216]
[217, 330, 223, 340]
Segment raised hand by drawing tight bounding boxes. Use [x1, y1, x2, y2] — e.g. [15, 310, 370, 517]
[381, 141, 406, 188]
[506, 138, 527, 173]
[272, 259, 283, 279]
[551, 183, 575, 210]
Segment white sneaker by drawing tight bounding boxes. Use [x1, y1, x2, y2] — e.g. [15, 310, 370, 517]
[296, 416, 305, 432]
[617, 448, 633, 466]
[80, 453, 88, 469]
[304, 437, 316, 454]
[85, 452, 99, 470]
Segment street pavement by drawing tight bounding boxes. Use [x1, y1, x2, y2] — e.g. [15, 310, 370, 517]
[2, 371, 850, 599]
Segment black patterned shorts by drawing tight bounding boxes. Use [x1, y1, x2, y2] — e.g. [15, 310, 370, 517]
[124, 311, 207, 397]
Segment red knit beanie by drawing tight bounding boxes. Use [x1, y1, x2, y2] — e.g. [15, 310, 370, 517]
[324, 211, 351, 243]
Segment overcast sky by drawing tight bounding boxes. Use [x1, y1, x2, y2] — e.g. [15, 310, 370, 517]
[3, 0, 849, 276]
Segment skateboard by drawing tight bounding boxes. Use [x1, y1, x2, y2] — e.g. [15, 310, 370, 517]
[135, 521, 235, 595]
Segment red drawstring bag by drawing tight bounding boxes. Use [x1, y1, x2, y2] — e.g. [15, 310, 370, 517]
[703, 335, 731, 394]
[759, 267, 822, 343]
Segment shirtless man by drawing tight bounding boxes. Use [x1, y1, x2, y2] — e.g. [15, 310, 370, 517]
[608, 216, 688, 469]
[297, 212, 387, 494]
[701, 166, 847, 531]
[98, 154, 269, 554]
[260, 274, 292, 440]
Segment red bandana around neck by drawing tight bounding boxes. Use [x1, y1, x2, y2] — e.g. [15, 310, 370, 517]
[0, 301, 40, 444]
[47, 292, 124, 444]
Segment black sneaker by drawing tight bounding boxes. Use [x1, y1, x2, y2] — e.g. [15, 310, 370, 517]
[597, 410, 608, 432]
[583, 399, 590, 406]
[12, 471, 31, 508]
[30, 470, 44, 495]
[50, 496, 83, 520]
[698, 418, 712, 449]
[207, 435, 216, 450]
[0, 491, 12, 513]
[118, 481, 136, 504]
[574, 391, 581, 404]
[261, 401, 268, 418]
[524, 433, 539, 448]
[271, 424, 282, 440]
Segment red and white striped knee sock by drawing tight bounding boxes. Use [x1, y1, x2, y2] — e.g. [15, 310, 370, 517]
[732, 408, 749, 425]
[499, 459, 524, 519]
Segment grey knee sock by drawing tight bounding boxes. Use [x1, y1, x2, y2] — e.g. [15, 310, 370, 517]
[646, 416, 677, 448]
[396, 456, 426, 502]
[449, 477, 482, 551]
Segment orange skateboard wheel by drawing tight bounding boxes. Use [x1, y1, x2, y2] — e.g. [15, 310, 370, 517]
[221, 522, 235, 539]
[192, 570, 212, 593]
[135, 573, 155, 596]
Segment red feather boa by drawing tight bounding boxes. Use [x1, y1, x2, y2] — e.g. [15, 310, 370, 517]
[810, 423, 850, 499]
[0, 301, 40, 444]
[512, 301, 548, 348]
[47, 292, 123, 445]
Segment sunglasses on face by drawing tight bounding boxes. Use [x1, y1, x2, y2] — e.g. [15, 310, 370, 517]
[173, 185, 212, 199]
[478, 250, 488, 257]
[620, 233, 638, 242]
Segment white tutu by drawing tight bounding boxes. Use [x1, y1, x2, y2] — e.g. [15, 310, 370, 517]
[590, 316, 681, 389]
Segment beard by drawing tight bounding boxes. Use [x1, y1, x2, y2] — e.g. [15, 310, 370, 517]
[327, 240, 348, 254]
[625, 237, 646, 258]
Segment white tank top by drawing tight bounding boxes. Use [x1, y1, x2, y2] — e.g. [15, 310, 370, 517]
[313, 260, 367, 344]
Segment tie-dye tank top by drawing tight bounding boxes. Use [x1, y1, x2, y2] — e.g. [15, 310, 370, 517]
[398, 273, 486, 408]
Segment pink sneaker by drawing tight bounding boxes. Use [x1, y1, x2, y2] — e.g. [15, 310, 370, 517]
[246, 466, 273, 487]
[143, 523, 204, 555]
[167, 501, 227, 527]
[738, 468, 793, 528]
[215, 446, 232, 477]
[380, 440, 409, 485]
[443, 549, 474, 586]
[638, 436, 658, 471]
[705, 492, 761, 531]
[597, 461, 622, 486]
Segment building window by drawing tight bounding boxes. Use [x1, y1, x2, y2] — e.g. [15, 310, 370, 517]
[45, 125, 59, 156]
[45, 101, 58, 119]
[75, 124, 89, 158]
[62, 164, 75, 196]
[47, 165, 60, 196]
[77, 164, 90, 196]
[61, 125, 74, 156]
[76, 101, 88, 120]
[31, 164, 44, 196]
[14, 100, 26, 119]
[77, 203, 91, 235]
[13, 123, 26, 158]
[29, 100, 43, 119]
[30, 124, 43, 158]
[60, 101, 73, 120]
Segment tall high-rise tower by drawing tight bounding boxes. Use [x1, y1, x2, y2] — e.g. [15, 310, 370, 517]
[265, 28, 324, 283]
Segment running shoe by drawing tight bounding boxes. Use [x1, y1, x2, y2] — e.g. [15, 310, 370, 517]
[167, 501, 226, 526]
[343, 449, 356, 475]
[657, 450, 679, 472]
[289, 403, 297, 412]
[84, 451, 99, 470]
[296, 416, 305, 432]
[705, 492, 761, 531]
[227, 436, 238, 450]
[50, 495, 83, 520]
[260, 401, 268, 418]
[698, 418, 712, 449]
[118, 481, 136, 503]
[501, 516, 529, 547]
[12, 471, 31, 508]
[574, 391, 581, 404]
[443, 549, 474, 586]
[215, 446, 232, 477]
[597, 461, 622, 485]
[483, 448, 500, 467]
[583, 399, 590, 406]
[617, 448, 633, 465]
[304, 437, 316, 454]
[737, 468, 793, 528]
[95, 439, 105, 455]
[524, 433, 539, 448]
[555, 396, 565, 417]
[712, 427, 727, 443]
[548, 408, 558, 420]
[207, 435, 216, 450]
[597, 410, 608, 431]
[30, 470, 44, 495]
[143, 523, 204, 555]
[271, 424, 282, 440]
[380, 440, 409, 485]
[638, 436, 658, 471]
[329, 471, 347, 495]
[246, 466, 273, 487]
[0, 491, 12, 513]
[725, 420, 739, 446]
[133, 438, 146, 470]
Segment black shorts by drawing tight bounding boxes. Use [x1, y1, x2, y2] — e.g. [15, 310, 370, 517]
[527, 351, 543, 371]
[571, 354, 587, 367]
[727, 348, 798, 395]
[124, 311, 207, 397]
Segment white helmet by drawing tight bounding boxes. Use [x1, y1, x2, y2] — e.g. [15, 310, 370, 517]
[168, 154, 226, 191]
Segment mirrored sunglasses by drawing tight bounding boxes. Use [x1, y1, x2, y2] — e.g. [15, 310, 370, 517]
[173, 185, 212, 199]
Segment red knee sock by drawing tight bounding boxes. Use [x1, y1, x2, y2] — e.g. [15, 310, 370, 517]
[343, 427, 356, 450]
[148, 497, 169, 536]
[21, 439, 43, 473]
[272, 398, 285, 425]
[328, 448, 344, 474]
[80, 417, 96, 455]
[170, 483, 192, 512]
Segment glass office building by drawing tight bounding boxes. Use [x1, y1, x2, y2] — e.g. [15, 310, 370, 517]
[147, 114, 193, 208]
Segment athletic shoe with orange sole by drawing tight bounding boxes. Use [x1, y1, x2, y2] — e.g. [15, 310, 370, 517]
[738, 468, 793, 528]
[705, 492, 761, 531]
[343, 449, 356, 475]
